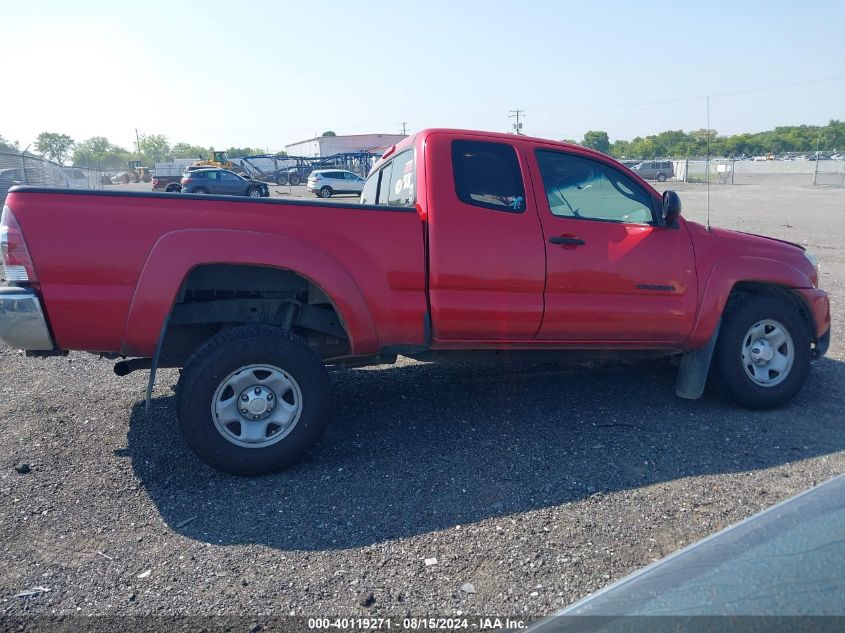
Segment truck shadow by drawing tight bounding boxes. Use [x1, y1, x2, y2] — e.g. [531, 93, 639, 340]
[125, 356, 845, 551]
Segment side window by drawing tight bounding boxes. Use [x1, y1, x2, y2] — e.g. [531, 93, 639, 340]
[387, 150, 415, 207]
[361, 170, 379, 204]
[535, 150, 655, 224]
[452, 140, 525, 212]
[376, 164, 392, 206]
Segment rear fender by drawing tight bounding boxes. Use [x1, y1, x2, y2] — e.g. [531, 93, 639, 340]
[121, 229, 377, 357]
[688, 256, 813, 348]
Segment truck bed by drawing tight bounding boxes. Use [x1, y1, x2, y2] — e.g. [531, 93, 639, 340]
[6, 188, 427, 356]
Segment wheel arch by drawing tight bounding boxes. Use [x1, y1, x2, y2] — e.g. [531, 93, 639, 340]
[121, 229, 379, 359]
[688, 255, 817, 349]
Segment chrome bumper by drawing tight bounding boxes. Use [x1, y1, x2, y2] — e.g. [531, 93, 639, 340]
[0, 287, 55, 350]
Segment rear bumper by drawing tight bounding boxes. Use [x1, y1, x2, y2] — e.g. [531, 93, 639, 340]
[0, 287, 55, 350]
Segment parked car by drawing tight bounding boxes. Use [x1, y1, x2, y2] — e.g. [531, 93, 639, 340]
[307, 169, 366, 198]
[0, 128, 830, 475]
[151, 175, 183, 193]
[180, 168, 269, 197]
[630, 160, 674, 181]
[529, 473, 845, 627]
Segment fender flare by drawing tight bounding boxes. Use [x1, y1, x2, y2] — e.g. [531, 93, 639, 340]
[687, 255, 812, 349]
[120, 229, 379, 357]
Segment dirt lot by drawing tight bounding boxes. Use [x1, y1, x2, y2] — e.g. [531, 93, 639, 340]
[1, 179, 843, 622]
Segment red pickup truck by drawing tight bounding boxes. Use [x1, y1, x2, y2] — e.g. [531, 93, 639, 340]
[0, 129, 830, 475]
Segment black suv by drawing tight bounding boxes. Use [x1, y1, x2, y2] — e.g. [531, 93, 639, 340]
[180, 168, 270, 197]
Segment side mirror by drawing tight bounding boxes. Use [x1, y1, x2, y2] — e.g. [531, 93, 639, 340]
[662, 190, 682, 226]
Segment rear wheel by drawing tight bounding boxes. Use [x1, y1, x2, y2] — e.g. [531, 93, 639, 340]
[714, 295, 811, 409]
[275, 174, 288, 185]
[192, 187, 208, 194]
[319, 186, 333, 198]
[176, 325, 332, 475]
[289, 174, 302, 186]
[657, 172, 667, 182]
[165, 184, 182, 193]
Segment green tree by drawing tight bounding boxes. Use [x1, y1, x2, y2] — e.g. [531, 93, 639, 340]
[225, 147, 264, 159]
[171, 143, 208, 159]
[0, 134, 19, 152]
[321, 131, 337, 137]
[35, 132, 74, 164]
[581, 130, 610, 154]
[136, 134, 171, 163]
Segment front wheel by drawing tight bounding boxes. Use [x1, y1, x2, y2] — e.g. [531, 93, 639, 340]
[289, 174, 302, 186]
[176, 325, 332, 475]
[714, 296, 811, 409]
[657, 173, 667, 182]
[246, 186, 262, 197]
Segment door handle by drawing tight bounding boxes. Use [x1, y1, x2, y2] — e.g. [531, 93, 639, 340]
[549, 236, 585, 245]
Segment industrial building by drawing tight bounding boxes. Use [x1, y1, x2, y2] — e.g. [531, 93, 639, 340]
[285, 133, 408, 158]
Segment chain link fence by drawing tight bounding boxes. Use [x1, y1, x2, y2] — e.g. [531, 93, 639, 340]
[0, 151, 103, 206]
[668, 158, 845, 186]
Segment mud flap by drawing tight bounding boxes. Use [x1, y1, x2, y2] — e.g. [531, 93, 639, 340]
[675, 320, 720, 400]
[145, 314, 170, 413]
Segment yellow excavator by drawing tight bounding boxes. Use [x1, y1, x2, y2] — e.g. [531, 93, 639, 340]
[192, 150, 235, 170]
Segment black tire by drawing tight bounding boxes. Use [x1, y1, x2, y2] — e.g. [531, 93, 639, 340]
[246, 186, 262, 198]
[192, 187, 208, 195]
[165, 184, 182, 193]
[176, 325, 332, 475]
[713, 295, 811, 409]
[657, 173, 667, 182]
[319, 186, 333, 198]
[289, 174, 302, 186]
[275, 174, 288, 186]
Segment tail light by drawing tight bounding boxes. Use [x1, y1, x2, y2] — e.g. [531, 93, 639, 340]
[181, 176, 191, 184]
[0, 205, 38, 283]
[152, 178, 159, 186]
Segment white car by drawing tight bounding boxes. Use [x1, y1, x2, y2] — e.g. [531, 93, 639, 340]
[306, 169, 365, 198]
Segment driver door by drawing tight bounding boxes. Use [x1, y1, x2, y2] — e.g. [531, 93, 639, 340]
[525, 145, 697, 344]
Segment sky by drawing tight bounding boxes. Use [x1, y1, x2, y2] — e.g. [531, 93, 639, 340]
[1, 0, 843, 153]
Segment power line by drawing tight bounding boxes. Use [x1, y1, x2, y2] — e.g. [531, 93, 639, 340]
[509, 109, 525, 135]
[589, 73, 845, 110]
[400, 122, 408, 135]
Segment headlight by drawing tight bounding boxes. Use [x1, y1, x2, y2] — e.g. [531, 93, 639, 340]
[804, 251, 821, 287]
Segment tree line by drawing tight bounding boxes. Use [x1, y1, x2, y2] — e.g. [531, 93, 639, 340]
[3, 121, 843, 168]
[0, 132, 282, 171]
[575, 120, 844, 158]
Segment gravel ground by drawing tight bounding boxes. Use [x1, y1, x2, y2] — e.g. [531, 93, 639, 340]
[1, 179, 843, 622]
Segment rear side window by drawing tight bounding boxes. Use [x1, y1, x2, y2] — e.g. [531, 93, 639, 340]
[361, 170, 379, 204]
[376, 165, 392, 205]
[452, 140, 525, 212]
[362, 149, 416, 207]
[387, 150, 415, 207]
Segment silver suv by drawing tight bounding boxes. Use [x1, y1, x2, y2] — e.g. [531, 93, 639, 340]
[307, 170, 365, 198]
[630, 160, 674, 182]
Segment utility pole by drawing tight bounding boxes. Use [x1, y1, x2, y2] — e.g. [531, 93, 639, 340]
[400, 122, 409, 135]
[135, 128, 142, 162]
[508, 109, 525, 135]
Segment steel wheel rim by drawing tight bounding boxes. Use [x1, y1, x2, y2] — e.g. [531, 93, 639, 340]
[740, 319, 794, 387]
[211, 363, 303, 448]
